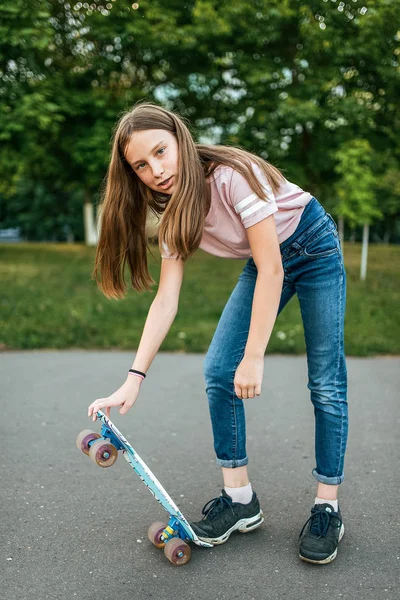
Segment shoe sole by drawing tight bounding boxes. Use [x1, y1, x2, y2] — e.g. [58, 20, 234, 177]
[299, 523, 345, 565]
[196, 510, 264, 545]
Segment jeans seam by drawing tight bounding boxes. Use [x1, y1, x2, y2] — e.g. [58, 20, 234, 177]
[335, 255, 345, 478]
[230, 351, 246, 466]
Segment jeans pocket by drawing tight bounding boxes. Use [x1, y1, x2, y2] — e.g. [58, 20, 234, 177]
[303, 220, 339, 259]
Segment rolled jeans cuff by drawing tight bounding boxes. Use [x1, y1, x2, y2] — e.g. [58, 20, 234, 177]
[216, 456, 249, 468]
[312, 468, 344, 485]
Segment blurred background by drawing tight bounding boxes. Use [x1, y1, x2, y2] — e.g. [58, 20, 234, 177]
[0, 0, 399, 354]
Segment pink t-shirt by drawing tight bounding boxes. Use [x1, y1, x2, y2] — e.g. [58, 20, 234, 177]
[161, 163, 312, 260]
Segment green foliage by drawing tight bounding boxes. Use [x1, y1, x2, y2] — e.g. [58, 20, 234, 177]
[0, 180, 84, 241]
[0, 0, 399, 239]
[334, 139, 381, 226]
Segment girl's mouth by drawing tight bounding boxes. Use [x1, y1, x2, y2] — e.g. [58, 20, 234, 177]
[159, 176, 173, 189]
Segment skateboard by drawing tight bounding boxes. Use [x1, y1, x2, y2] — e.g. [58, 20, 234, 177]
[76, 410, 213, 566]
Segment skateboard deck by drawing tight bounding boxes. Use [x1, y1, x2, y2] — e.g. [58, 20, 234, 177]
[77, 410, 212, 564]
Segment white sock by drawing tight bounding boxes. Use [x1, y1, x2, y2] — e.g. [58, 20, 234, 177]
[314, 496, 338, 512]
[224, 482, 253, 504]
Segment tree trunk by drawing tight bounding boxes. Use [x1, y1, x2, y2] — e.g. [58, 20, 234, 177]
[83, 193, 98, 246]
[360, 223, 369, 281]
[65, 224, 74, 243]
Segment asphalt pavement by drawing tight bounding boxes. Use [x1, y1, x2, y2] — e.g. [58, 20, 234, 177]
[1, 351, 399, 600]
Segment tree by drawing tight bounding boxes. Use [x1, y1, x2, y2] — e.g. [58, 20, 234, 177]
[1, 0, 399, 243]
[375, 156, 400, 243]
[334, 139, 381, 279]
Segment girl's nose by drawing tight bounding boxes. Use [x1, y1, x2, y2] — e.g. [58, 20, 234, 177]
[151, 162, 164, 178]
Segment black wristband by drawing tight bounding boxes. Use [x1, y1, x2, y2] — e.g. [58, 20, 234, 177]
[128, 369, 146, 379]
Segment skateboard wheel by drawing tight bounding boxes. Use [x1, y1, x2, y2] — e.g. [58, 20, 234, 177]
[148, 522, 168, 548]
[88, 439, 118, 467]
[164, 538, 191, 566]
[76, 429, 101, 455]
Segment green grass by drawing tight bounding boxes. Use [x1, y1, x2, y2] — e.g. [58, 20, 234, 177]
[0, 243, 399, 355]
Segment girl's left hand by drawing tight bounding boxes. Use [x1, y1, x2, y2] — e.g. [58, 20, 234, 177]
[234, 355, 264, 399]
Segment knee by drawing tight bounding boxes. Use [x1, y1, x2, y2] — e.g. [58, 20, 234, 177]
[203, 352, 235, 393]
[203, 353, 223, 387]
[308, 370, 347, 406]
[309, 386, 347, 414]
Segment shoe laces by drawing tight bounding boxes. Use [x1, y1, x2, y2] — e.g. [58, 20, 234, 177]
[299, 506, 342, 539]
[201, 494, 235, 522]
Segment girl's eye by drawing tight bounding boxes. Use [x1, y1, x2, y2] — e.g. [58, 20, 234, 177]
[136, 147, 166, 170]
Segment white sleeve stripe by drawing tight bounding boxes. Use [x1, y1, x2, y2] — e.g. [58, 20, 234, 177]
[234, 192, 258, 213]
[241, 200, 273, 219]
[234, 191, 275, 215]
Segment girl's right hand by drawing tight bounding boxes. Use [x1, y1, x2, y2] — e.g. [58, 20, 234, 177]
[88, 377, 142, 421]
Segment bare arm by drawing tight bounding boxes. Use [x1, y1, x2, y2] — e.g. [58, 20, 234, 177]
[130, 257, 185, 374]
[233, 215, 284, 400]
[88, 257, 185, 419]
[244, 270, 283, 359]
[244, 215, 284, 359]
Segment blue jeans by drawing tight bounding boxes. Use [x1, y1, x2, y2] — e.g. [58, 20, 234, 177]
[203, 198, 348, 485]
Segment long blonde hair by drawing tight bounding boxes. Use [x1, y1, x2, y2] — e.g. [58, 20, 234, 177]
[92, 101, 284, 298]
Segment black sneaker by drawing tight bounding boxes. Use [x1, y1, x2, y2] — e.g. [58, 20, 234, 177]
[190, 489, 264, 545]
[299, 503, 345, 564]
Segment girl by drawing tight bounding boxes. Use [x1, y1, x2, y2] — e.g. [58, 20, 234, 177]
[88, 102, 347, 565]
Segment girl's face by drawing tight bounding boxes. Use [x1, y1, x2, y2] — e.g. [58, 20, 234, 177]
[125, 129, 179, 194]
